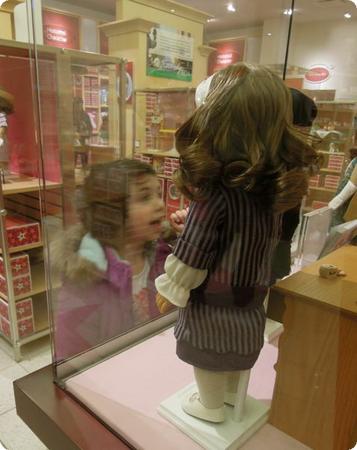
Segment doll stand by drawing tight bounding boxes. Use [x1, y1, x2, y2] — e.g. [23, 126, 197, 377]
[158, 371, 270, 450]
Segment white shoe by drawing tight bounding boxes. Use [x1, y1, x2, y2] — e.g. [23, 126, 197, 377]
[224, 392, 236, 406]
[182, 392, 225, 423]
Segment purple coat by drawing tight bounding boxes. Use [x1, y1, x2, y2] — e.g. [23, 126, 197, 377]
[53, 231, 171, 362]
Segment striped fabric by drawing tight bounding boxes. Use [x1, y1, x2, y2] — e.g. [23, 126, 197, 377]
[173, 185, 282, 362]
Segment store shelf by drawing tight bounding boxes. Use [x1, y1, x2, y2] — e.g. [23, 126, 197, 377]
[319, 168, 341, 174]
[159, 129, 176, 134]
[142, 149, 179, 158]
[317, 151, 345, 156]
[0, 242, 43, 255]
[2, 178, 62, 196]
[308, 186, 336, 193]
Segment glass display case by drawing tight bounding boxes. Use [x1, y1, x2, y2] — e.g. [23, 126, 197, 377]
[6, 1, 357, 450]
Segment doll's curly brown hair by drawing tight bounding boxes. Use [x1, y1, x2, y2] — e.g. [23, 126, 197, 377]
[174, 63, 320, 212]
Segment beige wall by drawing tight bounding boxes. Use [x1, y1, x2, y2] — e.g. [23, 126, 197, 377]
[0, 11, 13, 39]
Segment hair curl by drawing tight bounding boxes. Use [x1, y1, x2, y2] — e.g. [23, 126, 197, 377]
[174, 63, 320, 213]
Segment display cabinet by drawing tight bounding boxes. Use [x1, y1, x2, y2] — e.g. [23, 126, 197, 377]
[306, 100, 357, 211]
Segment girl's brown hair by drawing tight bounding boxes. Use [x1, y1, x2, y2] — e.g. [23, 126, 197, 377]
[174, 63, 320, 212]
[80, 159, 156, 249]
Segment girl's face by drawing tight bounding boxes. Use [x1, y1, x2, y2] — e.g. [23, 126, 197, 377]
[126, 174, 165, 243]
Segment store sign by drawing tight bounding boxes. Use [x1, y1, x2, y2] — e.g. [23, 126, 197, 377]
[305, 66, 330, 83]
[42, 9, 80, 50]
[45, 26, 68, 44]
[147, 26, 193, 82]
[208, 38, 245, 75]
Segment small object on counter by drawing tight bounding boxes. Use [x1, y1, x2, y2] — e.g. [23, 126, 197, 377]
[319, 264, 347, 279]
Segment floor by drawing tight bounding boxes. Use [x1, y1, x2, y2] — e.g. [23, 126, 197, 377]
[0, 337, 51, 450]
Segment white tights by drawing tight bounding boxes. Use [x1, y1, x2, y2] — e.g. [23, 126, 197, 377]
[194, 367, 240, 409]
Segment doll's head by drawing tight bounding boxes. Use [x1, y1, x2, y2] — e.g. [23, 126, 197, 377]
[80, 159, 164, 250]
[175, 63, 319, 212]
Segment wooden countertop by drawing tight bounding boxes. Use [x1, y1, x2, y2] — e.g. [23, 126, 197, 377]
[274, 245, 357, 316]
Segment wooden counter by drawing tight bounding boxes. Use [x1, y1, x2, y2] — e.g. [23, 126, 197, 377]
[269, 245, 357, 450]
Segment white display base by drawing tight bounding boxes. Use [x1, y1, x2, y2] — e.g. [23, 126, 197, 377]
[158, 383, 269, 450]
[264, 318, 284, 343]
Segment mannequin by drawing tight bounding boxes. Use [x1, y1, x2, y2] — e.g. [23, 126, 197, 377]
[155, 63, 318, 423]
[329, 149, 357, 226]
[0, 86, 14, 176]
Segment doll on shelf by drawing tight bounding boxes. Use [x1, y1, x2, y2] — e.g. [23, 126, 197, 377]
[155, 63, 319, 423]
[150, 104, 163, 150]
[0, 86, 14, 179]
[329, 147, 357, 226]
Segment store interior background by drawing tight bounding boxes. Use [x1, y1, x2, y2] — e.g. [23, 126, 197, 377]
[0, 1, 356, 450]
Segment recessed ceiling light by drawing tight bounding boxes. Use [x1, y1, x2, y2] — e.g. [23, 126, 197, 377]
[344, 12, 352, 18]
[170, 9, 175, 13]
[283, 8, 293, 15]
[227, 3, 237, 13]
[267, 32, 272, 36]
[207, 18, 216, 23]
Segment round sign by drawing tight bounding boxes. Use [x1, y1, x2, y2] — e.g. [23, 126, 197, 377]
[305, 66, 330, 83]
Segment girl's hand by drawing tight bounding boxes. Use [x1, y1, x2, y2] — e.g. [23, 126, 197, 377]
[170, 208, 189, 234]
[156, 293, 175, 314]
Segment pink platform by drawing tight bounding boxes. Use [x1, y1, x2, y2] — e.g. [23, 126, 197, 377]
[66, 328, 309, 450]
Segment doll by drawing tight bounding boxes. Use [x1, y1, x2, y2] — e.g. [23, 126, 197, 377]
[155, 63, 319, 423]
[0, 86, 14, 175]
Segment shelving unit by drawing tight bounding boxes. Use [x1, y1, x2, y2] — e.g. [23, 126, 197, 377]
[0, 176, 63, 360]
[133, 88, 195, 218]
[306, 100, 357, 210]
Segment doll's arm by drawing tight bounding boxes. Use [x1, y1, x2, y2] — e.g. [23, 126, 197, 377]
[155, 254, 207, 308]
[328, 165, 357, 210]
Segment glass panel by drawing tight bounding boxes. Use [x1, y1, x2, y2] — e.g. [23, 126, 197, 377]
[35, 1, 355, 450]
[0, 2, 47, 360]
[268, 3, 357, 450]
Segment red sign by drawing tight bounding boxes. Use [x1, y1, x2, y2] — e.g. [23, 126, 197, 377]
[42, 9, 80, 50]
[305, 66, 330, 83]
[208, 39, 245, 75]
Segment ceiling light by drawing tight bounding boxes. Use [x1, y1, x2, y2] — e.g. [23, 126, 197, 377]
[0, 0, 6, 7]
[170, 9, 175, 13]
[347, 0, 357, 7]
[344, 12, 352, 18]
[227, 3, 237, 12]
[267, 32, 272, 36]
[207, 18, 216, 23]
[283, 8, 293, 15]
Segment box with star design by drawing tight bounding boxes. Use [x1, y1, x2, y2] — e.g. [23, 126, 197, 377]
[0, 297, 33, 321]
[0, 314, 34, 339]
[0, 273, 32, 299]
[3, 216, 41, 250]
[0, 253, 30, 278]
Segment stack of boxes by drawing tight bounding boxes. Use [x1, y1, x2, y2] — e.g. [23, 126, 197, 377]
[0, 216, 41, 340]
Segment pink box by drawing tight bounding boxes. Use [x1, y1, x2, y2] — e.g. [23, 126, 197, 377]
[0, 297, 33, 321]
[4, 216, 41, 250]
[308, 175, 320, 187]
[0, 273, 32, 298]
[327, 154, 344, 171]
[0, 315, 34, 339]
[0, 253, 30, 278]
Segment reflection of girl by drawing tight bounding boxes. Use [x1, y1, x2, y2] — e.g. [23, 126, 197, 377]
[156, 63, 318, 422]
[53, 159, 173, 360]
[0, 87, 14, 172]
